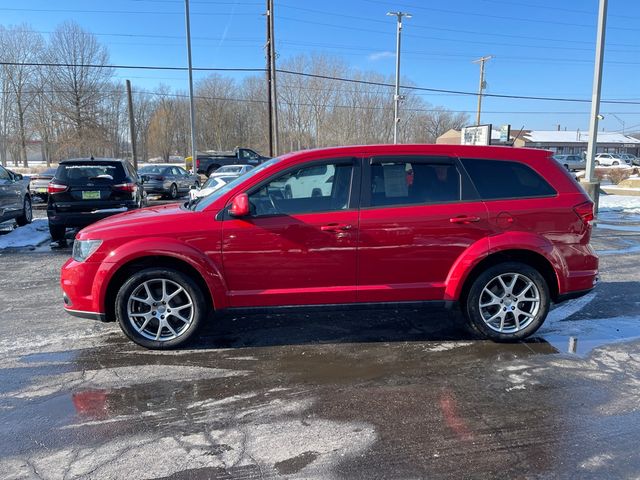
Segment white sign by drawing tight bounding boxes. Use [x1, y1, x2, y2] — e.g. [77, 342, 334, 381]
[461, 124, 492, 146]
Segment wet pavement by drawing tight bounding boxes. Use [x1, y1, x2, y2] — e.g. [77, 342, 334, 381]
[0, 219, 639, 479]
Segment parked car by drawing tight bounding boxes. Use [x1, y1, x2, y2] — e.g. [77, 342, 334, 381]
[47, 158, 145, 242]
[138, 165, 200, 199]
[594, 153, 631, 166]
[60, 144, 598, 349]
[193, 147, 269, 177]
[552, 154, 586, 171]
[29, 167, 58, 199]
[0, 165, 32, 226]
[195, 175, 238, 198]
[618, 154, 639, 166]
[209, 164, 254, 177]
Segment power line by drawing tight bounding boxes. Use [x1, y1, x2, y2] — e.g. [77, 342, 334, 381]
[3, 60, 640, 106]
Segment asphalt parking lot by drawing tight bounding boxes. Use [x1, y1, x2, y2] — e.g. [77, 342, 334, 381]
[1, 208, 639, 479]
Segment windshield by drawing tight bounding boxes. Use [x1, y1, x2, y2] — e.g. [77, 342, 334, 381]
[216, 166, 242, 173]
[191, 157, 282, 211]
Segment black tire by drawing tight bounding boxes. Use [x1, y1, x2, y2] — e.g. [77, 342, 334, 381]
[169, 183, 178, 199]
[594, 160, 600, 166]
[49, 223, 66, 241]
[115, 268, 207, 349]
[564, 164, 570, 171]
[206, 165, 220, 177]
[16, 196, 32, 226]
[463, 262, 550, 342]
[613, 161, 619, 166]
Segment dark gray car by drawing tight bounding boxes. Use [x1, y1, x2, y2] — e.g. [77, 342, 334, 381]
[29, 167, 58, 199]
[139, 165, 200, 199]
[0, 165, 32, 226]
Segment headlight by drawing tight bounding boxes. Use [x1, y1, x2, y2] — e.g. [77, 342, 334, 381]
[72, 239, 103, 262]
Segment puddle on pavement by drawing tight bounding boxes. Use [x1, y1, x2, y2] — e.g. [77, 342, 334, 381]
[541, 317, 640, 356]
[21, 350, 77, 364]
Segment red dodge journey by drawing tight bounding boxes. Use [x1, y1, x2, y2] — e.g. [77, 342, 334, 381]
[61, 144, 598, 349]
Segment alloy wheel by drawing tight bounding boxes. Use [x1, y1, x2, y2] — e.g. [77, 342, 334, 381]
[478, 272, 540, 334]
[126, 278, 194, 341]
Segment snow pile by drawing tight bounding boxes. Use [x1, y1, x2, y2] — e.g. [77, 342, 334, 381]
[599, 195, 640, 215]
[0, 218, 50, 249]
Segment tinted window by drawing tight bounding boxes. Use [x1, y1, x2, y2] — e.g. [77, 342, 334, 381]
[461, 158, 556, 200]
[370, 160, 460, 206]
[56, 162, 126, 184]
[248, 161, 353, 216]
[0, 166, 9, 181]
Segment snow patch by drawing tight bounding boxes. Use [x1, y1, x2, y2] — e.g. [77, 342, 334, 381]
[0, 218, 49, 249]
[423, 342, 473, 352]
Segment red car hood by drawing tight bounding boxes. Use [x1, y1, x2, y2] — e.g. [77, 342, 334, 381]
[77, 203, 192, 240]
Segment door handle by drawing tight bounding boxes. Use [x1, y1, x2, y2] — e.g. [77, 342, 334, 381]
[449, 216, 480, 224]
[321, 223, 353, 232]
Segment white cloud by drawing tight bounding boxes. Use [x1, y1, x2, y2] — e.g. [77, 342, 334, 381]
[368, 51, 395, 61]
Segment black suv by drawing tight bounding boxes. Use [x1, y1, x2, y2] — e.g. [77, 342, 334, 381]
[47, 158, 144, 241]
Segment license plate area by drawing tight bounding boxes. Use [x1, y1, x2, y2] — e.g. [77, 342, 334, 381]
[81, 191, 101, 200]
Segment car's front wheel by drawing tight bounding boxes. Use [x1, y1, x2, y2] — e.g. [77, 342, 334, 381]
[115, 268, 207, 349]
[464, 262, 550, 342]
[16, 196, 32, 226]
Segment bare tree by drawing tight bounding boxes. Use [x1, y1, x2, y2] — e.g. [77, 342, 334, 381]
[0, 25, 44, 167]
[45, 21, 113, 157]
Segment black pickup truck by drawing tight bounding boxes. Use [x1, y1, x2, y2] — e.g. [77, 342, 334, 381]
[195, 148, 269, 177]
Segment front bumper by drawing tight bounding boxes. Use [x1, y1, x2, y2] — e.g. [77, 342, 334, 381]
[61, 258, 109, 321]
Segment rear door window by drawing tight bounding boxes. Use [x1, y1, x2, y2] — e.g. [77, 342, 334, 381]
[461, 158, 556, 200]
[367, 157, 461, 207]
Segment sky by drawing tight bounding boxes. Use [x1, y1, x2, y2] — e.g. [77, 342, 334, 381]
[1, 0, 639, 134]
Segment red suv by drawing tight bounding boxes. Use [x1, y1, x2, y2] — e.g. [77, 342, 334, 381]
[60, 145, 598, 349]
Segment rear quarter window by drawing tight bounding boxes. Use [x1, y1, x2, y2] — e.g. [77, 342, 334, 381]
[461, 158, 556, 200]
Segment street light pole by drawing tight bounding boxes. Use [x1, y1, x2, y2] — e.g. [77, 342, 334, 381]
[185, 0, 197, 169]
[387, 11, 411, 144]
[584, 0, 608, 213]
[473, 55, 493, 125]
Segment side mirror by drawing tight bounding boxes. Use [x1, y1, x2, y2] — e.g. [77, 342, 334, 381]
[229, 193, 250, 217]
[14, 173, 23, 181]
[140, 175, 148, 184]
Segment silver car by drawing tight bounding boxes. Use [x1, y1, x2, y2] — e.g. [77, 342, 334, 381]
[139, 165, 200, 199]
[0, 165, 32, 226]
[552, 154, 586, 171]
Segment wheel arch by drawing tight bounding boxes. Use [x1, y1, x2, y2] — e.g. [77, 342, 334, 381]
[458, 249, 560, 306]
[102, 255, 218, 322]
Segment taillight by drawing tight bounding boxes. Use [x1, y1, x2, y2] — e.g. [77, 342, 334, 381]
[574, 201, 594, 224]
[113, 183, 138, 193]
[48, 183, 68, 193]
[196, 158, 200, 169]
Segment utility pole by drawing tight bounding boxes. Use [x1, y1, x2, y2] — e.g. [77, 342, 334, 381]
[267, 0, 279, 155]
[265, 2, 274, 157]
[184, 0, 198, 170]
[612, 113, 625, 135]
[473, 55, 493, 125]
[584, 0, 608, 213]
[126, 79, 138, 170]
[387, 11, 411, 144]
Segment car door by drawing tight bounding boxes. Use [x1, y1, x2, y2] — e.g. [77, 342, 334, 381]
[357, 156, 492, 302]
[221, 157, 360, 308]
[6, 170, 23, 213]
[0, 166, 11, 220]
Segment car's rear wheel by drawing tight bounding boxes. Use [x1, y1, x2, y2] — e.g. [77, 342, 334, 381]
[115, 268, 207, 349]
[16, 196, 32, 226]
[613, 161, 619, 166]
[169, 183, 178, 199]
[594, 160, 600, 166]
[464, 262, 550, 342]
[49, 223, 66, 241]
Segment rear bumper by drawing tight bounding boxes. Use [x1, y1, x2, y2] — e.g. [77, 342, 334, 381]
[65, 308, 107, 322]
[48, 203, 138, 227]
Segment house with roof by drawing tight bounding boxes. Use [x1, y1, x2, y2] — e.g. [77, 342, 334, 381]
[437, 128, 640, 156]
